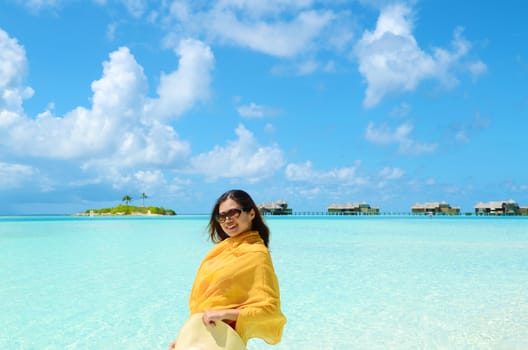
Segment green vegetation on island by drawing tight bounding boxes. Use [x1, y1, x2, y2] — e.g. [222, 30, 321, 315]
[79, 193, 176, 216]
[82, 204, 176, 216]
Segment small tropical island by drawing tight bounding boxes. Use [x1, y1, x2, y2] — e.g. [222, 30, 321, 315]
[76, 193, 176, 216]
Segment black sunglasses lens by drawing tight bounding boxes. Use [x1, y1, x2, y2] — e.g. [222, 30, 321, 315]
[217, 208, 243, 222]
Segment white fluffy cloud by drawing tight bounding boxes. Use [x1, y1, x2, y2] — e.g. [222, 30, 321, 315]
[2, 36, 211, 167]
[81, 120, 191, 173]
[18, 0, 59, 12]
[237, 102, 278, 118]
[7, 47, 149, 160]
[468, 61, 487, 77]
[375, 166, 405, 189]
[91, 47, 148, 118]
[25, 0, 148, 17]
[0, 162, 36, 188]
[145, 39, 214, 120]
[379, 166, 404, 180]
[209, 0, 314, 16]
[0, 28, 218, 197]
[120, 0, 148, 17]
[131, 169, 168, 195]
[209, 9, 334, 58]
[0, 29, 34, 114]
[190, 124, 284, 182]
[355, 4, 486, 107]
[451, 112, 490, 144]
[365, 121, 438, 155]
[165, 1, 339, 58]
[285, 160, 367, 186]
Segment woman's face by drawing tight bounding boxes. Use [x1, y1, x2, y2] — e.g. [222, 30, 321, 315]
[218, 198, 255, 238]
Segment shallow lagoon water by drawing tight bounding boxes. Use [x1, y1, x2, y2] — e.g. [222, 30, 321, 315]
[1, 215, 527, 349]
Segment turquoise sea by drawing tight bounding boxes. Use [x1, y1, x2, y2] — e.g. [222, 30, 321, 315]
[1, 215, 527, 349]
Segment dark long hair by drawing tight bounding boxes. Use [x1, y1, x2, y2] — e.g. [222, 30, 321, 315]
[208, 189, 270, 247]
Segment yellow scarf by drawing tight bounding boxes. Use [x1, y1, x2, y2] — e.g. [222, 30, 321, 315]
[189, 231, 286, 345]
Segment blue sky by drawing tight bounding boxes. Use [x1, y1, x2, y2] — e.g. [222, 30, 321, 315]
[0, 0, 526, 215]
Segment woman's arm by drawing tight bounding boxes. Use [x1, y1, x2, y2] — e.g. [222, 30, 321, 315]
[202, 309, 241, 327]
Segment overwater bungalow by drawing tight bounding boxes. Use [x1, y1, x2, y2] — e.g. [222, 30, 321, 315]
[474, 199, 520, 215]
[411, 201, 460, 215]
[258, 200, 292, 215]
[327, 202, 379, 215]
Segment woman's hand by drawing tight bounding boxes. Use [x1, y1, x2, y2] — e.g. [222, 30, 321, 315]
[202, 309, 240, 327]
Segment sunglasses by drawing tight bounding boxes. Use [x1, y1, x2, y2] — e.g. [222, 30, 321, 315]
[216, 208, 248, 223]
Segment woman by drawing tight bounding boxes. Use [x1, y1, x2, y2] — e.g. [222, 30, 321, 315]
[169, 189, 286, 349]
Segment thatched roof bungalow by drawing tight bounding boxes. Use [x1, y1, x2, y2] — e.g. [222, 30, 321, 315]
[474, 200, 520, 215]
[258, 200, 292, 215]
[411, 201, 460, 215]
[327, 202, 379, 215]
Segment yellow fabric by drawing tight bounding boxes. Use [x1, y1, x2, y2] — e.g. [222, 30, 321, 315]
[189, 230, 286, 345]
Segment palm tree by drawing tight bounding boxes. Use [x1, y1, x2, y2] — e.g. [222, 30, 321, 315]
[122, 195, 132, 206]
[140, 192, 148, 207]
